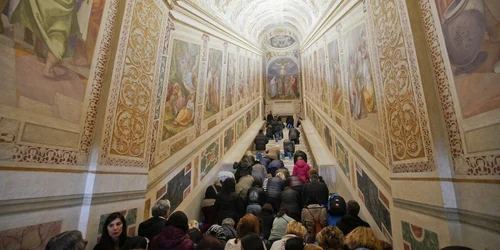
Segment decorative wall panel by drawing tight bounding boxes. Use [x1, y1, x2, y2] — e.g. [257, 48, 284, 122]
[161, 165, 192, 211]
[200, 139, 220, 180]
[0, 220, 62, 250]
[0, 0, 120, 165]
[420, 0, 500, 176]
[402, 221, 439, 250]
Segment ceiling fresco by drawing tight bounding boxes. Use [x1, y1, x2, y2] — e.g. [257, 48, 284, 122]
[267, 35, 296, 48]
[185, 0, 333, 46]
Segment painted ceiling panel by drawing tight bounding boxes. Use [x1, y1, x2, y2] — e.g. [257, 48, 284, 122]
[185, 0, 333, 46]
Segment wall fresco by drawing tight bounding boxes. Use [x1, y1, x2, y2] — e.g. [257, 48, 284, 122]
[204, 48, 223, 119]
[0, 220, 62, 250]
[161, 165, 192, 211]
[225, 52, 236, 109]
[200, 139, 220, 180]
[402, 221, 439, 250]
[327, 39, 344, 115]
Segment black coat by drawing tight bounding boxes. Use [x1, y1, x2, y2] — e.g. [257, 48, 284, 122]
[260, 155, 272, 168]
[286, 116, 294, 127]
[215, 192, 239, 224]
[258, 209, 275, 240]
[268, 159, 284, 171]
[302, 180, 329, 206]
[289, 128, 300, 140]
[265, 127, 274, 138]
[283, 139, 295, 154]
[280, 188, 301, 220]
[336, 213, 370, 236]
[266, 176, 284, 200]
[267, 114, 274, 123]
[233, 161, 252, 181]
[254, 133, 269, 150]
[138, 216, 167, 241]
[247, 186, 267, 206]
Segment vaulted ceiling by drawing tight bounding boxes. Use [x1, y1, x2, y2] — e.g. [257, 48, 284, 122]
[184, 0, 334, 47]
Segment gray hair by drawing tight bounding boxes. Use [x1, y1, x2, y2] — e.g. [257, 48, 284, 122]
[45, 230, 86, 250]
[221, 218, 235, 227]
[152, 199, 171, 217]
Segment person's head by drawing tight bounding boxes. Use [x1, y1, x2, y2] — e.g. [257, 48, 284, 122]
[262, 203, 274, 214]
[167, 211, 189, 232]
[198, 235, 223, 250]
[236, 214, 260, 242]
[347, 200, 361, 216]
[252, 179, 262, 188]
[316, 226, 344, 250]
[100, 212, 127, 246]
[285, 237, 305, 250]
[310, 174, 319, 182]
[205, 224, 226, 242]
[189, 220, 199, 229]
[152, 199, 171, 218]
[240, 232, 265, 250]
[345, 227, 380, 250]
[259, 129, 263, 133]
[307, 195, 319, 206]
[297, 156, 303, 161]
[221, 178, 236, 193]
[120, 236, 149, 250]
[45, 230, 87, 250]
[285, 221, 308, 239]
[277, 207, 288, 217]
[276, 172, 286, 180]
[222, 218, 235, 228]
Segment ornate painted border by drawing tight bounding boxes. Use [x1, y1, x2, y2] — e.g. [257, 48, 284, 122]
[13, 0, 121, 166]
[418, 0, 500, 176]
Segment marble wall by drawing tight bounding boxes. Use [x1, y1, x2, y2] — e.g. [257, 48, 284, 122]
[301, 0, 500, 249]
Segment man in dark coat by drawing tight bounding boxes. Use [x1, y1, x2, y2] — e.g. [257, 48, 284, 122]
[286, 116, 294, 129]
[265, 175, 284, 212]
[265, 125, 274, 139]
[138, 199, 171, 241]
[302, 174, 329, 207]
[267, 159, 284, 177]
[336, 200, 370, 236]
[289, 127, 300, 144]
[254, 129, 269, 151]
[267, 111, 274, 124]
[283, 139, 295, 157]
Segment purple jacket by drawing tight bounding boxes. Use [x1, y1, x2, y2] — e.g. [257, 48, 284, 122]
[151, 225, 194, 250]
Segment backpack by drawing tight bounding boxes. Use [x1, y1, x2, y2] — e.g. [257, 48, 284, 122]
[306, 208, 324, 243]
[328, 193, 346, 216]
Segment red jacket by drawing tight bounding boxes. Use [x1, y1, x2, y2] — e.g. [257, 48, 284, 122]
[151, 225, 194, 250]
[293, 160, 311, 183]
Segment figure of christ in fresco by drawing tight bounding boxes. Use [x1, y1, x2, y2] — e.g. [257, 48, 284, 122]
[275, 59, 291, 96]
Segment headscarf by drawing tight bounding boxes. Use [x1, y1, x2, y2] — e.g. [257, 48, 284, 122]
[205, 224, 226, 241]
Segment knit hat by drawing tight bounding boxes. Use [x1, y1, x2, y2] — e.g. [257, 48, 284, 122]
[167, 211, 189, 232]
[205, 224, 226, 241]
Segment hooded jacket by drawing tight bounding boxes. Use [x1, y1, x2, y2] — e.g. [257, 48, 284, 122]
[280, 188, 301, 220]
[254, 132, 269, 150]
[292, 160, 311, 183]
[288, 127, 300, 140]
[151, 225, 194, 250]
[336, 213, 370, 236]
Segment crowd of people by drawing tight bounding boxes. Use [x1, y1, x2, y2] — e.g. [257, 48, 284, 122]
[43, 113, 473, 250]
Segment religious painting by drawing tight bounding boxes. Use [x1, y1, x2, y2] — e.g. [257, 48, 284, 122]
[225, 52, 236, 109]
[267, 35, 296, 48]
[335, 139, 350, 180]
[254, 59, 260, 95]
[435, 0, 500, 119]
[224, 125, 235, 153]
[0, 220, 62, 249]
[328, 39, 344, 115]
[345, 23, 381, 139]
[267, 57, 299, 99]
[246, 57, 252, 102]
[0, 0, 106, 124]
[204, 48, 223, 119]
[318, 47, 328, 105]
[162, 39, 200, 141]
[237, 55, 246, 103]
[235, 116, 245, 140]
[200, 139, 220, 180]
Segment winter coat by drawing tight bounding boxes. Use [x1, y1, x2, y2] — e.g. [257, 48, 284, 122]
[288, 128, 300, 140]
[260, 155, 272, 168]
[233, 161, 252, 181]
[280, 188, 301, 220]
[246, 204, 262, 215]
[293, 150, 308, 164]
[236, 175, 254, 201]
[254, 133, 269, 150]
[336, 213, 371, 236]
[292, 160, 311, 183]
[301, 205, 327, 238]
[205, 184, 222, 199]
[222, 225, 237, 240]
[266, 127, 274, 138]
[286, 175, 304, 188]
[283, 139, 295, 154]
[258, 209, 275, 239]
[302, 180, 329, 206]
[247, 186, 267, 206]
[151, 225, 194, 250]
[268, 159, 284, 172]
[275, 167, 290, 179]
[215, 191, 239, 224]
[266, 176, 284, 200]
[267, 147, 281, 160]
[286, 116, 294, 127]
[138, 216, 167, 241]
[187, 228, 203, 245]
[269, 214, 294, 241]
[277, 120, 285, 130]
[270, 120, 278, 131]
[267, 114, 274, 123]
[93, 237, 130, 250]
[252, 164, 267, 186]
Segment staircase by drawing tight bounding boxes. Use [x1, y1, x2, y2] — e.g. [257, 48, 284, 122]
[265, 127, 314, 172]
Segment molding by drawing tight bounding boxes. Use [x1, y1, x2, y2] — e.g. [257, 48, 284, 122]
[393, 198, 500, 233]
[0, 166, 148, 175]
[90, 190, 146, 205]
[0, 194, 84, 215]
[391, 177, 500, 184]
